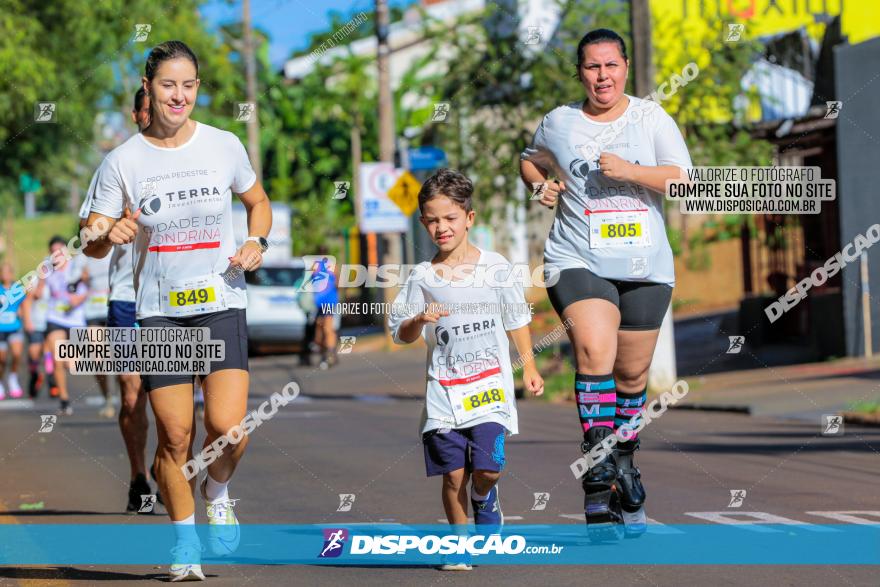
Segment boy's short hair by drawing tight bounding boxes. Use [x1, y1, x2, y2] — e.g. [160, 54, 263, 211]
[418, 168, 473, 213]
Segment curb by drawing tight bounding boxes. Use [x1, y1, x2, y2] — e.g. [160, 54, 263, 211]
[669, 403, 751, 414]
[841, 411, 880, 427]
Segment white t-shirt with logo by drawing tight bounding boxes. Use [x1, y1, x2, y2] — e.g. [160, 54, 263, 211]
[79, 172, 136, 304]
[87, 122, 257, 319]
[521, 95, 692, 286]
[388, 249, 532, 435]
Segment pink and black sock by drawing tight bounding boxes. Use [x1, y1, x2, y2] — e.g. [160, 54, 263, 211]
[575, 373, 616, 441]
[615, 388, 647, 440]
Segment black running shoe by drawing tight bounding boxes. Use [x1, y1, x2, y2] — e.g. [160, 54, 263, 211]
[127, 473, 153, 514]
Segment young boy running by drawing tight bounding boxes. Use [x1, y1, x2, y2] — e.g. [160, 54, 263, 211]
[389, 169, 544, 571]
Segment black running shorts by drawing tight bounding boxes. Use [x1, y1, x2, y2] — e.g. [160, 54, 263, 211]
[546, 268, 672, 331]
[138, 308, 248, 392]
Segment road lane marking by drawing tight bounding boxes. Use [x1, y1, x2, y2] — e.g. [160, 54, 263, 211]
[684, 511, 838, 532]
[805, 511, 880, 524]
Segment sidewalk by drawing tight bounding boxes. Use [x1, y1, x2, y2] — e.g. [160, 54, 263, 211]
[342, 316, 880, 422]
[678, 355, 880, 420]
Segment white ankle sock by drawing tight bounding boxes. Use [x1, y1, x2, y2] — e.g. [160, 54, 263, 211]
[471, 486, 490, 502]
[205, 474, 229, 502]
[172, 513, 198, 544]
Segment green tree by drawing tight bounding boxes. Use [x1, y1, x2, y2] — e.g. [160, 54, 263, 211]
[0, 0, 242, 215]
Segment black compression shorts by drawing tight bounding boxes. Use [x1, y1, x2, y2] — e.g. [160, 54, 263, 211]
[546, 268, 672, 330]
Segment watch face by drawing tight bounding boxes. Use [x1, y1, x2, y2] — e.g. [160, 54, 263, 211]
[258, 237, 269, 251]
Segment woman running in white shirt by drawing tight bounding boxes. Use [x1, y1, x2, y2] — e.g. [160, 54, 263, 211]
[520, 28, 692, 536]
[83, 40, 272, 582]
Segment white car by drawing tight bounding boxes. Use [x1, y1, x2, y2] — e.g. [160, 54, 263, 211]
[244, 259, 312, 350]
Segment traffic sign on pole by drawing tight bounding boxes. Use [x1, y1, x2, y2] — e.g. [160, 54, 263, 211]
[386, 171, 421, 216]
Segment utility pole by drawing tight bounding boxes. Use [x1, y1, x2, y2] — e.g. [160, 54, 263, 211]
[376, 0, 401, 344]
[376, 0, 395, 163]
[630, 0, 677, 392]
[629, 0, 654, 98]
[242, 0, 262, 179]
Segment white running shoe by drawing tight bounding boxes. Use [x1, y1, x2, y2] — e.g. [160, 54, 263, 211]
[98, 401, 115, 419]
[439, 553, 473, 571]
[169, 542, 206, 582]
[7, 374, 23, 398]
[201, 478, 240, 555]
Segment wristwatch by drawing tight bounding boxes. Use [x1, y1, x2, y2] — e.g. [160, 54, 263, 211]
[245, 236, 269, 252]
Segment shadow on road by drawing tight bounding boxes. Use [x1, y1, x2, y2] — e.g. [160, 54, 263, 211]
[664, 439, 877, 453]
[0, 509, 158, 517]
[0, 566, 169, 581]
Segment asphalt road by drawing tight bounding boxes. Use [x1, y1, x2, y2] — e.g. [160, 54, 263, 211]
[0, 349, 878, 586]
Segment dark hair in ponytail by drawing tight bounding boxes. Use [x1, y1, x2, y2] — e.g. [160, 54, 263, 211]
[576, 28, 628, 67]
[133, 87, 147, 112]
[145, 40, 199, 81]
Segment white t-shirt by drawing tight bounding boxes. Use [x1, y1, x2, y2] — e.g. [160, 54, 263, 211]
[28, 283, 51, 332]
[83, 255, 111, 320]
[87, 122, 257, 319]
[45, 257, 88, 329]
[79, 174, 136, 304]
[521, 95, 692, 286]
[388, 249, 532, 435]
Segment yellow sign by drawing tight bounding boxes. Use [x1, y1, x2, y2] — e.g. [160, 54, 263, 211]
[387, 171, 421, 216]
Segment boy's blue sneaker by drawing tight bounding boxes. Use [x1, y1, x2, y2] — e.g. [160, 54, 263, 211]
[471, 485, 503, 530]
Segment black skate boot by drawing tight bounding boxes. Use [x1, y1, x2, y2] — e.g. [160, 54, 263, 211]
[616, 438, 647, 538]
[580, 427, 623, 542]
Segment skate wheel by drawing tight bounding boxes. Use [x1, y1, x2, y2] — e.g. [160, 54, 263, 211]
[622, 506, 648, 539]
[586, 521, 624, 543]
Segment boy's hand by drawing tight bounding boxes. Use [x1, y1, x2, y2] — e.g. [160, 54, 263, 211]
[523, 365, 544, 397]
[415, 303, 449, 324]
